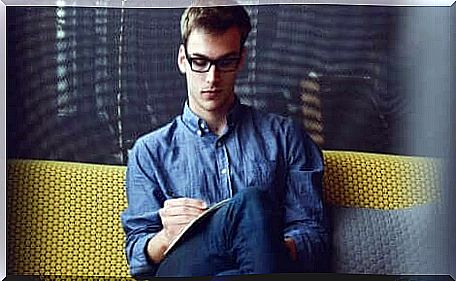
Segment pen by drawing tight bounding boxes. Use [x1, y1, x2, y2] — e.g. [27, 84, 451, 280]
[166, 190, 182, 199]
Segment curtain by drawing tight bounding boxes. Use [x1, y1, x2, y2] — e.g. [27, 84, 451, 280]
[7, 5, 410, 165]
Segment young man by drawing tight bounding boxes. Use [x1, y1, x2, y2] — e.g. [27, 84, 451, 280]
[121, 4, 330, 277]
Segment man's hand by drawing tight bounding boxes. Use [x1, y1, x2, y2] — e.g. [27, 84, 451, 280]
[146, 197, 207, 264]
[159, 197, 208, 241]
[284, 237, 298, 262]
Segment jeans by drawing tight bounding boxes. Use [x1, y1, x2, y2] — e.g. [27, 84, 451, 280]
[155, 188, 292, 277]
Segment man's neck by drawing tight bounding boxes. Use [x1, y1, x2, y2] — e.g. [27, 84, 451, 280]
[201, 104, 231, 136]
[205, 114, 227, 136]
[189, 96, 235, 136]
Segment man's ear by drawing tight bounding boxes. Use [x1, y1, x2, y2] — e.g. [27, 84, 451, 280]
[177, 44, 187, 74]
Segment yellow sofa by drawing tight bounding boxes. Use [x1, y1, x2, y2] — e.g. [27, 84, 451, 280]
[6, 150, 442, 278]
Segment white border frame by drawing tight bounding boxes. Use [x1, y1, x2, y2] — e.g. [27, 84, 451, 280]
[1, 1, 6, 279]
[1, 1, 454, 280]
[0, 0, 455, 7]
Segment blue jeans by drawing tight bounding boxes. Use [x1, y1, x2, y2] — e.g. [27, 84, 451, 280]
[155, 188, 292, 277]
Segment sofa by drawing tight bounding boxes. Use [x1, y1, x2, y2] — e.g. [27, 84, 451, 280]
[6, 150, 443, 278]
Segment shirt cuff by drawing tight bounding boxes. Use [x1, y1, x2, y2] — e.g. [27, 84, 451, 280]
[129, 233, 159, 277]
[285, 227, 330, 272]
[285, 228, 315, 263]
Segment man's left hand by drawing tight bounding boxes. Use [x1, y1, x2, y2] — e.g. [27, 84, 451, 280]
[284, 237, 298, 262]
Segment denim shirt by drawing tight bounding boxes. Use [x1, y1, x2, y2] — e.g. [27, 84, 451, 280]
[120, 98, 330, 276]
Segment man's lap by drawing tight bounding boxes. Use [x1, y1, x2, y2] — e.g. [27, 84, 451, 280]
[156, 188, 289, 277]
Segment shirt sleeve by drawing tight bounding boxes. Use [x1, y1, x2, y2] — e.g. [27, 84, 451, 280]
[120, 138, 165, 277]
[282, 120, 331, 272]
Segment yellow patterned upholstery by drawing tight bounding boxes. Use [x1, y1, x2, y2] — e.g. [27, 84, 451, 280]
[7, 160, 130, 278]
[6, 150, 442, 277]
[322, 150, 442, 209]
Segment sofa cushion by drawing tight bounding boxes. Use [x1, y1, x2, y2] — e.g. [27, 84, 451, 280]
[330, 203, 446, 274]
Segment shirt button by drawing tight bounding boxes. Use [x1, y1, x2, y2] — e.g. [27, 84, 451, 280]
[197, 130, 202, 136]
[221, 168, 227, 174]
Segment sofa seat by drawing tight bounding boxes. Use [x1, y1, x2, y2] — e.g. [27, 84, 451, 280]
[6, 150, 443, 277]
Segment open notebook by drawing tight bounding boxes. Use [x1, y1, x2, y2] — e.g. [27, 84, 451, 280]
[163, 198, 231, 256]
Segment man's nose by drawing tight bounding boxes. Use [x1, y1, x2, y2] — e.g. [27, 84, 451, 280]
[205, 64, 220, 83]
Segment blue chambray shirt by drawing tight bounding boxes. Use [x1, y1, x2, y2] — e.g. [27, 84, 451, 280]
[120, 98, 330, 276]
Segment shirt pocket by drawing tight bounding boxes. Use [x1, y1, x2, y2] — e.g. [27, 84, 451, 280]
[243, 160, 277, 189]
[164, 165, 202, 198]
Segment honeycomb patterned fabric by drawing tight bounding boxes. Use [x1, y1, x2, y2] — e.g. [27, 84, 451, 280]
[329, 203, 446, 274]
[7, 160, 130, 278]
[322, 150, 442, 209]
[6, 150, 443, 277]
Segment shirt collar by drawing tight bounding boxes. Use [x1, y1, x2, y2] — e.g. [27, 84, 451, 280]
[181, 97, 243, 137]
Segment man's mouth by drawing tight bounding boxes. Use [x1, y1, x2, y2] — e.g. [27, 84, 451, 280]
[202, 89, 221, 94]
[201, 89, 221, 98]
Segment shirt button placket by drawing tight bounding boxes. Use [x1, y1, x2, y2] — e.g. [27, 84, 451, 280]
[215, 140, 232, 198]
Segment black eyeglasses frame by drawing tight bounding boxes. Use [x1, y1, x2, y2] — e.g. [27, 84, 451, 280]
[183, 46, 242, 73]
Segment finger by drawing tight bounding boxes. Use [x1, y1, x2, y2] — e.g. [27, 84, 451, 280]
[163, 206, 205, 217]
[164, 197, 207, 208]
[164, 197, 207, 209]
[159, 206, 203, 218]
[165, 214, 200, 225]
[158, 208, 165, 219]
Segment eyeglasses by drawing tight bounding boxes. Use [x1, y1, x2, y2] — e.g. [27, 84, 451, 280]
[184, 47, 241, 73]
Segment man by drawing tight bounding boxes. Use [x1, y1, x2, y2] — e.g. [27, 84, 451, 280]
[121, 3, 330, 277]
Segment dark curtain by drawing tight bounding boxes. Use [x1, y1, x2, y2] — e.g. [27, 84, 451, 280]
[7, 5, 414, 165]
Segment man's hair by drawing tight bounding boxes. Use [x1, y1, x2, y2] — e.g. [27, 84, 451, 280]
[180, 3, 252, 48]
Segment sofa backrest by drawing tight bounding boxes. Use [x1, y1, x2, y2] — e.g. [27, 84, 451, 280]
[321, 151, 443, 274]
[7, 160, 130, 277]
[6, 151, 443, 277]
[322, 150, 441, 209]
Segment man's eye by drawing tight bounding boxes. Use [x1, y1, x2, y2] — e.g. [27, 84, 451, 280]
[192, 59, 209, 67]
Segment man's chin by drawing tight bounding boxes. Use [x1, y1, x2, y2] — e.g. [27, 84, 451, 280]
[201, 102, 223, 112]
[190, 94, 234, 114]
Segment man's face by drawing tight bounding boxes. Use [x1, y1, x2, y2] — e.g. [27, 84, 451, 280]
[178, 27, 245, 117]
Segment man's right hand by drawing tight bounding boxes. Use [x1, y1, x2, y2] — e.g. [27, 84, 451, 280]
[146, 197, 207, 263]
[159, 197, 208, 241]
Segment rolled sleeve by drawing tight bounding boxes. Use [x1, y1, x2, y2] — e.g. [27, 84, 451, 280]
[120, 139, 165, 277]
[125, 232, 157, 276]
[282, 121, 330, 271]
